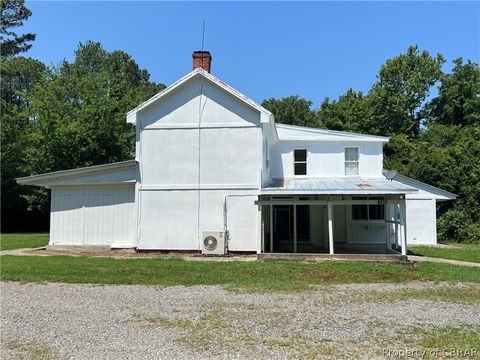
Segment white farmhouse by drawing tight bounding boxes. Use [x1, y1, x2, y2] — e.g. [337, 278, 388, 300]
[17, 51, 456, 258]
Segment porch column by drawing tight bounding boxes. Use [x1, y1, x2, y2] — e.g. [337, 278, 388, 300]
[384, 198, 389, 249]
[327, 201, 334, 254]
[400, 199, 407, 256]
[394, 203, 399, 250]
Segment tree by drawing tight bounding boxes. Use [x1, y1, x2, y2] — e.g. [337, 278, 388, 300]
[0, 0, 35, 58]
[262, 95, 318, 127]
[316, 89, 370, 132]
[20, 41, 164, 213]
[428, 58, 480, 127]
[367, 45, 445, 138]
[383, 134, 418, 176]
[1, 57, 47, 230]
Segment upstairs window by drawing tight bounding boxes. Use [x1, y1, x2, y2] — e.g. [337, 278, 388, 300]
[294, 149, 307, 176]
[345, 147, 359, 175]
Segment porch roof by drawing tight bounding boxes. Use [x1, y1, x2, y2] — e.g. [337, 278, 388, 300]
[261, 177, 417, 195]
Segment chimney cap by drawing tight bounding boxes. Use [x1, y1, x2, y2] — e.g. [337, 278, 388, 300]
[192, 50, 212, 57]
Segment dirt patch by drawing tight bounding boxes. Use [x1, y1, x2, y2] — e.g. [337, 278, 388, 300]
[294, 269, 393, 282]
[20, 247, 258, 261]
[4, 337, 61, 360]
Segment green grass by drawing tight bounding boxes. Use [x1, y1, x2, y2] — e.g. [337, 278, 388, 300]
[351, 286, 480, 304]
[410, 243, 480, 263]
[396, 325, 480, 359]
[4, 338, 59, 360]
[0, 233, 49, 251]
[1, 255, 479, 291]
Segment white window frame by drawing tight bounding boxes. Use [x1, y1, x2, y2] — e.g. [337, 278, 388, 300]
[344, 146, 360, 176]
[293, 149, 308, 177]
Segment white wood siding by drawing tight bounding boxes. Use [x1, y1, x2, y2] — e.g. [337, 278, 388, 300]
[406, 199, 437, 245]
[271, 141, 384, 179]
[50, 186, 134, 247]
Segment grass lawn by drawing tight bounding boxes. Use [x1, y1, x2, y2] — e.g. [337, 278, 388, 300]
[409, 243, 480, 263]
[1, 255, 479, 291]
[0, 233, 49, 251]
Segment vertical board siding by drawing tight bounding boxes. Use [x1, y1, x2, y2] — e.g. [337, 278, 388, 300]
[226, 195, 259, 251]
[406, 199, 436, 245]
[50, 186, 135, 247]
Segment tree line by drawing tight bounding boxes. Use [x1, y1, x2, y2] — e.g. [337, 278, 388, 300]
[1, 1, 479, 242]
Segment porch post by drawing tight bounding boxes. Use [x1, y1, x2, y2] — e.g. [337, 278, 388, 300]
[270, 204, 273, 253]
[384, 198, 389, 249]
[260, 205, 265, 254]
[293, 204, 297, 253]
[400, 199, 407, 256]
[327, 201, 334, 254]
[394, 203, 399, 250]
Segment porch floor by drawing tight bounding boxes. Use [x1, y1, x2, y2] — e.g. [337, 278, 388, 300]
[268, 242, 397, 255]
[258, 252, 409, 263]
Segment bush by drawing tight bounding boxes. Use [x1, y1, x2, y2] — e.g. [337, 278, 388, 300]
[438, 209, 480, 244]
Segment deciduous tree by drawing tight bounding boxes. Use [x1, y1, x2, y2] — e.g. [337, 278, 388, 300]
[262, 95, 318, 127]
[428, 58, 480, 127]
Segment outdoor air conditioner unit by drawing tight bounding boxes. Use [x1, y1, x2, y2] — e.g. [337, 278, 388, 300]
[202, 231, 226, 255]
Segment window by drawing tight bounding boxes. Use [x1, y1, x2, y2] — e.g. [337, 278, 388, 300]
[352, 204, 384, 220]
[294, 149, 307, 175]
[345, 147, 359, 176]
[352, 204, 368, 220]
[369, 204, 384, 220]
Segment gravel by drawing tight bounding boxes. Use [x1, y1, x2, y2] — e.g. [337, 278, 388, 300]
[1, 282, 479, 359]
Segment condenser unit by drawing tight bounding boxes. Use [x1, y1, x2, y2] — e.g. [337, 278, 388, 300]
[202, 231, 226, 255]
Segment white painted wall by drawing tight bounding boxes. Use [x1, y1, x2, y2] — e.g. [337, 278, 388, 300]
[50, 186, 135, 247]
[136, 76, 262, 251]
[405, 199, 437, 245]
[271, 141, 384, 178]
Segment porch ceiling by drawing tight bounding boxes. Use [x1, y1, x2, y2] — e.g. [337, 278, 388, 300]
[261, 177, 417, 195]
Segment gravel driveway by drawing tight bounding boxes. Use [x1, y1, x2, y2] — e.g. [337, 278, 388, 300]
[1, 282, 479, 359]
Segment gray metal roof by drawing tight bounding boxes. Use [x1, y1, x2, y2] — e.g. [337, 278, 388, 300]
[16, 160, 137, 187]
[262, 177, 417, 195]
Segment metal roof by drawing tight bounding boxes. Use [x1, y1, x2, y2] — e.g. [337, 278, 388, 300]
[16, 160, 137, 187]
[275, 124, 389, 142]
[262, 177, 417, 195]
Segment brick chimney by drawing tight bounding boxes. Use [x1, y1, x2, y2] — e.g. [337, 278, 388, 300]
[192, 51, 212, 73]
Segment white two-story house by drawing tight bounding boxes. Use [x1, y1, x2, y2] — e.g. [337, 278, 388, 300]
[17, 51, 456, 257]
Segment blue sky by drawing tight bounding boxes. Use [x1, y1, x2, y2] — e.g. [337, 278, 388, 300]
[23, 1, 480, 107]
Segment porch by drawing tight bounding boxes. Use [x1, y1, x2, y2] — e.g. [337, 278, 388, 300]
[258, 195, 409, 257]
